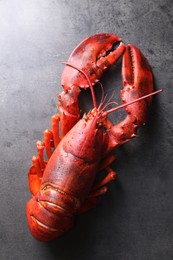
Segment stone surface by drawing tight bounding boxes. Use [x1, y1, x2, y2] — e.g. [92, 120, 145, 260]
[0, 0, 172, 259]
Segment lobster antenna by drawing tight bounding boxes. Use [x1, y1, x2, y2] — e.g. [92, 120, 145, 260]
[103, 89, 163, 117]
[99, 90, 117, 111]
[97, 82, 105, 109]
[62, 62, 97, 108]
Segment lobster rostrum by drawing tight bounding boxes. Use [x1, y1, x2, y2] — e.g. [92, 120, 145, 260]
[26, 33, 162, 241]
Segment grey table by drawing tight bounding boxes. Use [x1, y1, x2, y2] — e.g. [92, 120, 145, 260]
[0, 0, 172, 259]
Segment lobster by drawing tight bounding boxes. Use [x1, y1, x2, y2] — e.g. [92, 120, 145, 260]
[26, 33, 162, 242]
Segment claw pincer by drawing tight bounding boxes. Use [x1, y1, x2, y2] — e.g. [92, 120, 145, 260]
[26, 33, 161, 241]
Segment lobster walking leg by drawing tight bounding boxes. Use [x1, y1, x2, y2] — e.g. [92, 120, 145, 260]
[77, 167, 116, 214]
[51, 114, 61, 148]
[44, 130, 54, 159]
[28, 141, 45, 195]
[99, 152, 117, 171]
[28, 114, 61, 195]
[91, 167, 116, 191]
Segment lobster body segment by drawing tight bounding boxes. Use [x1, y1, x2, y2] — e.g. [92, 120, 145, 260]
[26, 33, 160, 242]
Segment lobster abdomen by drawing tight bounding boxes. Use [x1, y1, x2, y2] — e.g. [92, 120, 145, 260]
[26, 188, 75, 241]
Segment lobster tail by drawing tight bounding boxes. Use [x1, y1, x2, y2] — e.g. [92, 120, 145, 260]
[26, 189, 75, 242]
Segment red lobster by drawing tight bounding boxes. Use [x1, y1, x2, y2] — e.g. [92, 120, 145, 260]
[26, 33, 161, 241]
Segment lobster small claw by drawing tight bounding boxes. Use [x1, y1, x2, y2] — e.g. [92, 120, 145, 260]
[106, 44, 154, 151]
[61, 33, 125, 89]
[121, 44, 153, 126]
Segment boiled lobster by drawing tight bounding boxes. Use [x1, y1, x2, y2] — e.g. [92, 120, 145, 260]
[26, 33, 162, 241]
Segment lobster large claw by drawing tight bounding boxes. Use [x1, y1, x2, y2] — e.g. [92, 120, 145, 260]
[61, 33, 125, 89]
[59, 33, 125, 136]
[106, 44, 154, 151]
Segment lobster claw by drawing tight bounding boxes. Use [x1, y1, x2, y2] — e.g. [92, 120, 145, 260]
[59, 33, 125, 136]
[121, 44, 154, 126]
[105, 44, 154, 151]
[61, 33, 125, 89]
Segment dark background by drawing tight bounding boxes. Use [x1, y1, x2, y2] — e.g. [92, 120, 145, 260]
[0, 0, 172, 259]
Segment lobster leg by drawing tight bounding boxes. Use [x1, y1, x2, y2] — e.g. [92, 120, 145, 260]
[91, 167, 116, 192]
[28, 114, 61, 195]
[28, 157, 42, 196]
[105, 44, 154, 152]
[28, 140, 46, 195]
[99, 152, 117, 171]
[77, 167, 116, 214]
[51, 114, 61, 148]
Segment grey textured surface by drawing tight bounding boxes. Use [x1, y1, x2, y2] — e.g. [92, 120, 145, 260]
[0, 0, 173, 259]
